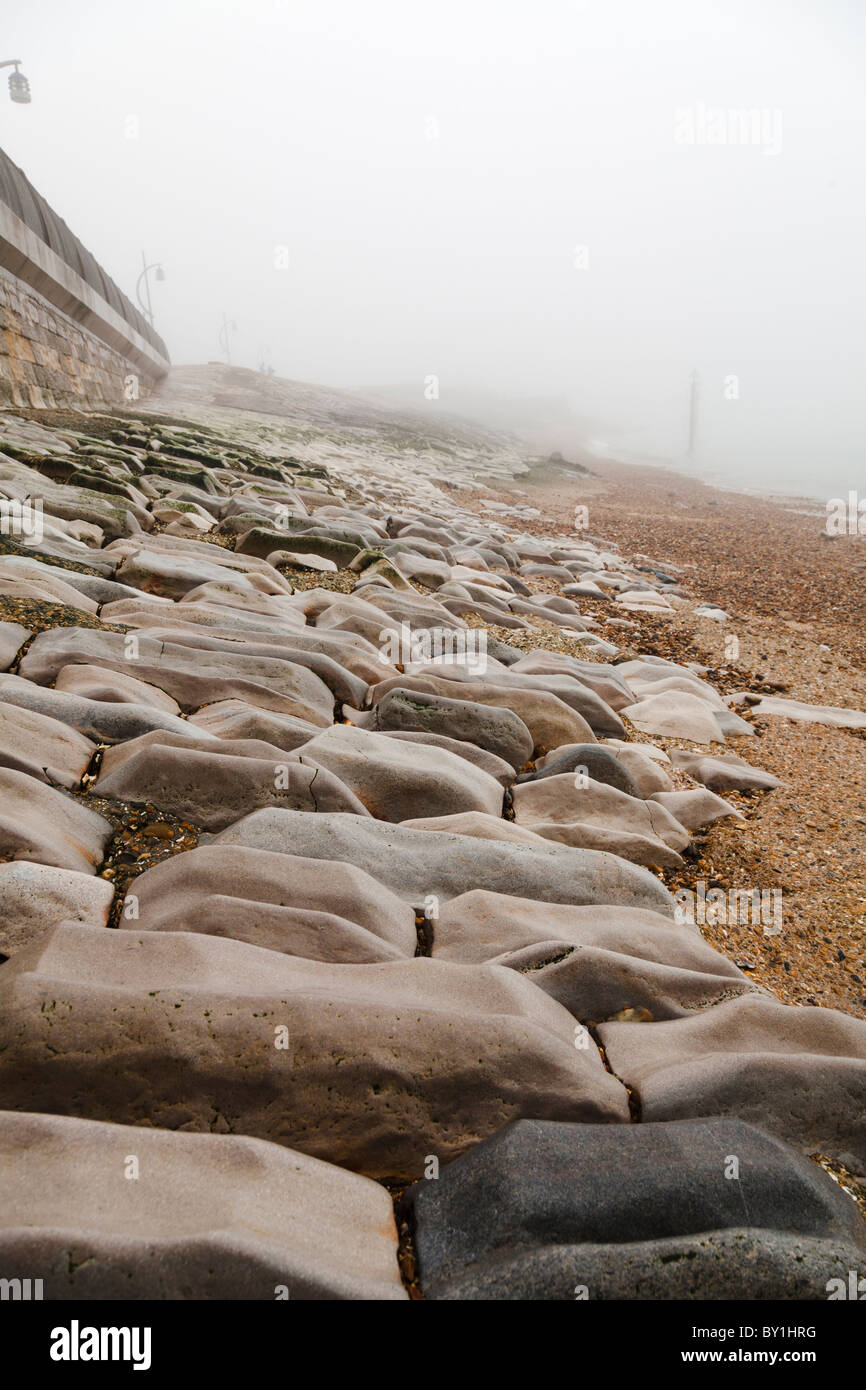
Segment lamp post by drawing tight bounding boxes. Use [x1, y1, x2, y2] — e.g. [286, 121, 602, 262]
[0, 60, 31, 103]
[219, 314, 237, 365]
[687, 368, 700, 462]
[136, 252, 165, 327]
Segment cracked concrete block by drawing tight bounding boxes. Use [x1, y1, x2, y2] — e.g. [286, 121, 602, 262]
[96, 742, 367, 830]
[296, 724, 505, 821]
[432, 890, 755, 1020]
[599, 995, 866, 1174]
[0, 923, 629, 1179]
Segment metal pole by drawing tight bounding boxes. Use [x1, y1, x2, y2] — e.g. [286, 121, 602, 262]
[687, 369, 699, 460]
[141, 250, 154, 325]
[220, 314, 231, 366]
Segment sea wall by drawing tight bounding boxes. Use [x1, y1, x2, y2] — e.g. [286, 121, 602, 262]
[0, 147, 169, 408]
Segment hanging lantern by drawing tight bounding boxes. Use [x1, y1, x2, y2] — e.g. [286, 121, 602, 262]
[8, 67, 31, 104]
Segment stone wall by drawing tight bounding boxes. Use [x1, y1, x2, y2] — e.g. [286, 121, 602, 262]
[0, 145, 169, 409]
[0, 266, 142, 409]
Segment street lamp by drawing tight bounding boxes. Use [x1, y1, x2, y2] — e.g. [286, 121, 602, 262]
[136, 252, 165, 326]
[0, 60, 31, 104]
[219, 314, 237, 365]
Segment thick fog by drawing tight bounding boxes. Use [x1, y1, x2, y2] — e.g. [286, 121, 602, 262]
[4, 0, 865, 496]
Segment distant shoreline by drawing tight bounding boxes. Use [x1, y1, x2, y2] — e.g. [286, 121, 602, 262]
[575, 448, 847, 511]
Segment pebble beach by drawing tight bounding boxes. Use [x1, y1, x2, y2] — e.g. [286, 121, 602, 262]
[0, 366, 863, 1300]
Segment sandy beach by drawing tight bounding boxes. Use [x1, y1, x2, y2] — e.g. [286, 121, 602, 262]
[457, 456, 866, 1021]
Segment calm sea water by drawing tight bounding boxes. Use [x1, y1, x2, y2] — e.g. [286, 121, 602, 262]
[599, 446, 863, 506]
[692, 463, 861, 505]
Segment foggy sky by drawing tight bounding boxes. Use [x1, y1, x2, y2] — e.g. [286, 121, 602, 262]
[3, 0, 865, 495]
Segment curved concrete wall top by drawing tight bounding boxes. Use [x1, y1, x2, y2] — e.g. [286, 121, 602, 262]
[0, 146, 169, 380]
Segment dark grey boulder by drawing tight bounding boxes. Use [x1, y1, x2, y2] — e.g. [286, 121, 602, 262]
[517, 745, 640, 796]
[484, 637, 526, 664]
[237, 528, 360, 569]
[427, 1230, 866, 1300]
[360, 686, 534, 771]
[403, 1117, 866, 1299]
[415, 665, 625, 738]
